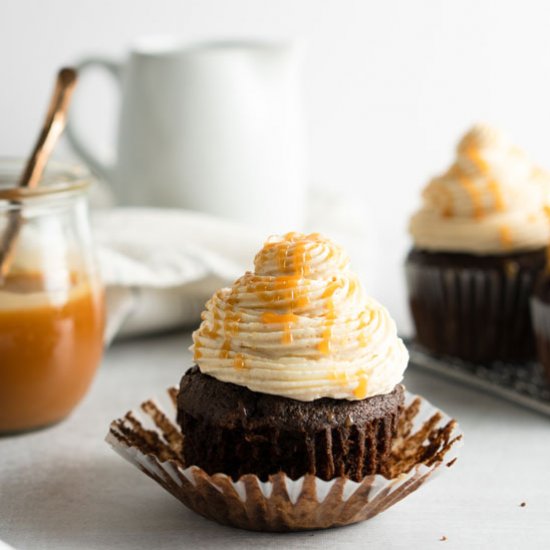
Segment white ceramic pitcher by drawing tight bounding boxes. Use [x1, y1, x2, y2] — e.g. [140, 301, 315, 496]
[66, 37, 308, 233]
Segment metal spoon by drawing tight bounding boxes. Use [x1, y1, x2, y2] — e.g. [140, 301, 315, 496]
[0, 67, 78, 281]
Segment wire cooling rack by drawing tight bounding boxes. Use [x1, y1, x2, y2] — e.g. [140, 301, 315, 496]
[406, 340, 550, 417]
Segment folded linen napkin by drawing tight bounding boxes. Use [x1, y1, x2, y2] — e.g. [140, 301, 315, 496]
[93, 208, 263, 343]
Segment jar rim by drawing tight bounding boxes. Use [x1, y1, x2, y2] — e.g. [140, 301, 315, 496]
[0, 158, 92, 202]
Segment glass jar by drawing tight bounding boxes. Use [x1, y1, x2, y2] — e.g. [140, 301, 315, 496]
[0, 159, 104, 433]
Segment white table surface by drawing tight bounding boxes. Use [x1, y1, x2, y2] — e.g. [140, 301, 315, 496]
[1, 331, 549, 550]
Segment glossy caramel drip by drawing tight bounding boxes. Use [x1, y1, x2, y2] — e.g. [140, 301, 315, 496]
[220, 339, 231, 359]
[353, 376, 368, 399]
[261, 312, 299, 344]
[292, 240, 310, 277]
[210, 308, 220, 338]
[213, 287, 241, 362]
[233, 353, 245, 369]
[319, 297, 336, 355]
[458, 173, 484, 218]
[331, 370, 347, 386]
[358, 310, 372, 348]
[255, 274, 311, 311]
[487, 179, 506, 211]
[499, 225, 513, 248]
[442, 190, 454, 217]
[194, 340, 202, 359]
[255, 232, 324, 345]
[465, 146, 489, 173]
[466, 144, 507, 212]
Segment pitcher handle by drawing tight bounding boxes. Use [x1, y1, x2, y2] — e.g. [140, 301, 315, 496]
[65, 57, 122, 183]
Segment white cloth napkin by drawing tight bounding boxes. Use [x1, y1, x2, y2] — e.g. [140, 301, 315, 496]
[93, 208, 264, 343]
[93, 192, 372, 344]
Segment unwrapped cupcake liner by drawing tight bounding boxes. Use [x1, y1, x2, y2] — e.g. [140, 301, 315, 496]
[406, 258, 539, 362]
[531, 297, 550, 382]
[106, 387, 462, 532]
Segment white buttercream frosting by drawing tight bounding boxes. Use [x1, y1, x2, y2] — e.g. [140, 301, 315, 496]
[410, 124, 550, 254]
[192, 232, 408, 401]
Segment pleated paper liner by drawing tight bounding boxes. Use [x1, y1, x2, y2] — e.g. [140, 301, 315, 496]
[406, 250, 543, 362]
[106, 387, 462, 532]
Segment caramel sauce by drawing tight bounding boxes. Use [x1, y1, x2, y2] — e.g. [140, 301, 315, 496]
[194, 340, 203, 359]
[498, 225, 513, 248]
[220, 339, 231, 359]
[0, 272, 104, 432]
[319, 297, 335, 355]
[465, 146, 489, 173]
[353, 376, 368, 399]
[261, 312, 299, 344]
[457, 173, 484, 218]
[221, 233, 350, 368]
[429, 184, 455, 218]
[318, 279, 341, 354]
[465, 146, 506, 212]
[487, 179, 506, 211]
[358, 311, 371, 348]
[233, 353, 245, 369]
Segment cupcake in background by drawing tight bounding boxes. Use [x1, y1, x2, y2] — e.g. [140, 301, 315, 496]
[531, 255, 550, 382]
[407, 124, 550, 363]
[178, 232, 409, 481]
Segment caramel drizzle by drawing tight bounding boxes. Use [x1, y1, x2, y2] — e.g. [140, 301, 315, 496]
[258, 233, 315, 345]
[233, 353, 245, 369]
[194, 232, 383, 397]
[194, 340, 202, 360]
[215, 285, 245, 368]
[441, 186, 454, 218]
[465, 146, 506, 212]
[357, 309, 372, 348]
[498, 225, 513, 249]
[487, 179, 506, 211]
[465, 146, 489, 173]
[319, 282, 339, 355]
[261, 312, 299, 344]
[457, 173, 484, 219]
[353, 375, 368, 399]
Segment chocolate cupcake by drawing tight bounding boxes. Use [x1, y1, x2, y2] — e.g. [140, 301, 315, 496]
[406, 124, 550, 363]
[178, 232, 409, 481]
[531, 261, 550, 382]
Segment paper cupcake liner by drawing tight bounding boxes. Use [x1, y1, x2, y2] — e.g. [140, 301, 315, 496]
[106, 387, 462, 532]
[531, 297, 550, 383]
[406, 257, 539, 363]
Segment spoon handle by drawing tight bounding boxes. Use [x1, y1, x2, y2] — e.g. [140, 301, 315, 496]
[0, 67, 78, 280]
[19, 67, 78, 188]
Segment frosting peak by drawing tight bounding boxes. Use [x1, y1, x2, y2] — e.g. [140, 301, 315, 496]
[254, 232, 349, 278]
[410, 124, 550, 254]
[457, 123, 507, 152]
[192, 232, 408, 401]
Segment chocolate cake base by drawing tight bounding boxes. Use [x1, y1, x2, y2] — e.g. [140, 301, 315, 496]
[177, 367, 404, 482]
[406, 247, 546, 363]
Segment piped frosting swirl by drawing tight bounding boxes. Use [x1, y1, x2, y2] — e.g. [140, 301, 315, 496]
[192, 232, 408, 401]
[410, 124, 550, 254]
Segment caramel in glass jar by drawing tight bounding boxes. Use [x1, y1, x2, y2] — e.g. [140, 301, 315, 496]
[0, 271, 104, 432]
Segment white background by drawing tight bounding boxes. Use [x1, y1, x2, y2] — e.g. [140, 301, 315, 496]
[3, 0, 550, 332]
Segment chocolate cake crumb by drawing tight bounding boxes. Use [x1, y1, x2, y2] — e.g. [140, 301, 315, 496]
[177, 367, 404, 481]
